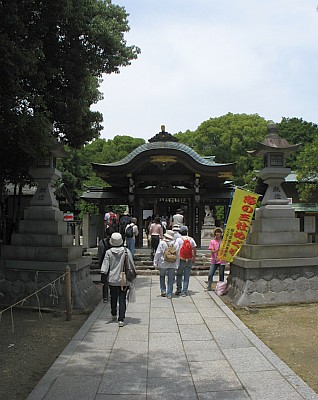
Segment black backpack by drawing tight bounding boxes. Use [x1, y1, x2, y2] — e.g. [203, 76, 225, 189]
[125, 224, 134, 238]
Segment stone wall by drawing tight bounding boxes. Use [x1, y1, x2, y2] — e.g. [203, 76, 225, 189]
[0, 265, 101, 310]
[226, 263, 318, 307]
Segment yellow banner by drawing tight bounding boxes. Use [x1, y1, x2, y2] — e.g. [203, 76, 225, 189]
[218, 188, 259, 263]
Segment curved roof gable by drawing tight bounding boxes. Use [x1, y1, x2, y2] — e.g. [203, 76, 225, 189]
[97, 141, 231, 168]
[92, 127, 235, 188]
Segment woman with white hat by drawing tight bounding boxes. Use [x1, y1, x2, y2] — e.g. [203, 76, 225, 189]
[153, 230, 181, 299]
[101, 232, 136, 327]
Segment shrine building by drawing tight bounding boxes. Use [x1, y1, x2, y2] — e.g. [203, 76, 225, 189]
[82, 126, 236, 248]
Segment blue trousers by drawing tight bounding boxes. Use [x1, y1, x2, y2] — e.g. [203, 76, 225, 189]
[159, 268, 175, 297]
[126, 237, 135, 256]
[176, 259, 192, 293]
[208, 263, 225, 287]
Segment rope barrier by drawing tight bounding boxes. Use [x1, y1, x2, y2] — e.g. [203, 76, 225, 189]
[0, 270, 69, 333]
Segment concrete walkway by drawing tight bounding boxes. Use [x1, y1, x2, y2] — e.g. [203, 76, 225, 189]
[27, 276, 318, 400]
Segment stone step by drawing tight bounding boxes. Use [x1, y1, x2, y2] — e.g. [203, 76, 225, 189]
[90, 268, 230, 283]
[90, 259, 211, 270]
[90, 269, 212, 279]
[86, 247, 219, 280]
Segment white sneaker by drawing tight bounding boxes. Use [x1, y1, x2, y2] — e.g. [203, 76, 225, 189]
[118, 321, 124, 327]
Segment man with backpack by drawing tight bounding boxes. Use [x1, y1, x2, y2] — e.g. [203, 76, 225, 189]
[125, 217, 139, 257]
[175, 225, 197, 297]
[104, 208, 119, 231]
[153, 230, 181, 299]
[119, 211, 131, 241]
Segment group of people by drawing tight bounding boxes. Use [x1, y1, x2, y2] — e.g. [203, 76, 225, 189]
[98, 207, 226, 326]
[153, 224, 197, 298]
[152, 224, 226, 298]
[147, 208, 186, 259]
[103, 209, 139, 257]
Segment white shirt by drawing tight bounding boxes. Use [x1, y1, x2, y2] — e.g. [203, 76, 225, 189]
[153, 239, 181, 270]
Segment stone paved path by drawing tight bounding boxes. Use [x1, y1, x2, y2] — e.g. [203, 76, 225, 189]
[27, 276, 318, 400]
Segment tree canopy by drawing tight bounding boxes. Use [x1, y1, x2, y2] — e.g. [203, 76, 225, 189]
[0, 0, 140, 186]
[176, 113, 269, 189]
[277, 117, 318, 201]
[58, 136, 145, 214]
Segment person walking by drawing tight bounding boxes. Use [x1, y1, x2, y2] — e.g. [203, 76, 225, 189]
[171, 208, 185, 227]
[104, 208, 119, 232]
[153, 229, 180, 299]
[119, 211, 131, 241]
[149, 216, 163, 260]
[97, 226, 115, 302]
[205, 227, 225, 291]
[172, 224, 182, 240]
[125, 217, 139, 257]
[101, 232, 136, 327]
[175, 226, 197, 296]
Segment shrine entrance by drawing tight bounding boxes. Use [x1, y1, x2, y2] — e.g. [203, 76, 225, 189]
[82, 126, 235, 248]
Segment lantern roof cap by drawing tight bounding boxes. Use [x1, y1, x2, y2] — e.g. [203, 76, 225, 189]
[248, 123, 301, 157]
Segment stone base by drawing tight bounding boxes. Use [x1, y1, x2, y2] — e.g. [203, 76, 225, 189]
[225, 259, 318, 307]
[201, 224, 215, 247]
[0, 260, 101, 311]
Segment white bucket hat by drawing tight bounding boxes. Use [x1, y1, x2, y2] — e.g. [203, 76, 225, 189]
[213, 227, 223, 235]
[110, 232, 123, 247]
[163, 230, 174, 241]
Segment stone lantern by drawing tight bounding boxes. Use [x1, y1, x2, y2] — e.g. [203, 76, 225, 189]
[226, 123, 318, 307]
[29, 140, 66, 210]
[248, 123, 300, 206]
[1, 137, 100, 310]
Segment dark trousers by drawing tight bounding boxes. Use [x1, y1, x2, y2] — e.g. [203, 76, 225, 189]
[102, 282, 109, 300]
[208, 263, 225, 286]
[109, 285, 128, 322]
[151, 235, 160, 259]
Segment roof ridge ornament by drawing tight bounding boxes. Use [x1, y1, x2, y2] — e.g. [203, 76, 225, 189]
[148, 125, 179, 143]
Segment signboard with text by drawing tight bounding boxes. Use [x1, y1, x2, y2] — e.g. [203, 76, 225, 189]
[218, 188, 259, 263]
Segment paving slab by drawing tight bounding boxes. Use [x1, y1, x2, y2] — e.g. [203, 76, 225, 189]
[27, 275, 318, 400]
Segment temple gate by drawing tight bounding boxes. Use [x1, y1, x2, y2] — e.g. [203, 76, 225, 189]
[82, 126, 235, 248]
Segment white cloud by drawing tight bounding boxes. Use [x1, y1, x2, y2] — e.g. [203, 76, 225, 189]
[92, 0, 318, 140]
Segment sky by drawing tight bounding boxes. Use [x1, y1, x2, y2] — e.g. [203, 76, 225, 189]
[92, 0, 318, 141]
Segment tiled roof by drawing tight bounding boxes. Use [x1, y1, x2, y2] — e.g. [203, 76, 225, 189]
[101, 141, 230, 167]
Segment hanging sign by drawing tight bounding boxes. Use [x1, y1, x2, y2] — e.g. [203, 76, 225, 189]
[218, 188, 259, 263]
[63, 212, 74, 221]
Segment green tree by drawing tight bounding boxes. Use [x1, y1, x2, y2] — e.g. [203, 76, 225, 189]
[0, 0, 140, 240]
[0, 0, 140, 186]
[277, 118, 318, 201]
[58, 135, 145, 215]
[176, 113, 269, 189]
[277, 117, 318, 147]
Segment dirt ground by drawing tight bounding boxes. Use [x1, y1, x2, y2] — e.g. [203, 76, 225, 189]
[1, 302, 318, 399]
[0, 308, 89, 400]
[228, 302, 318, 393]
